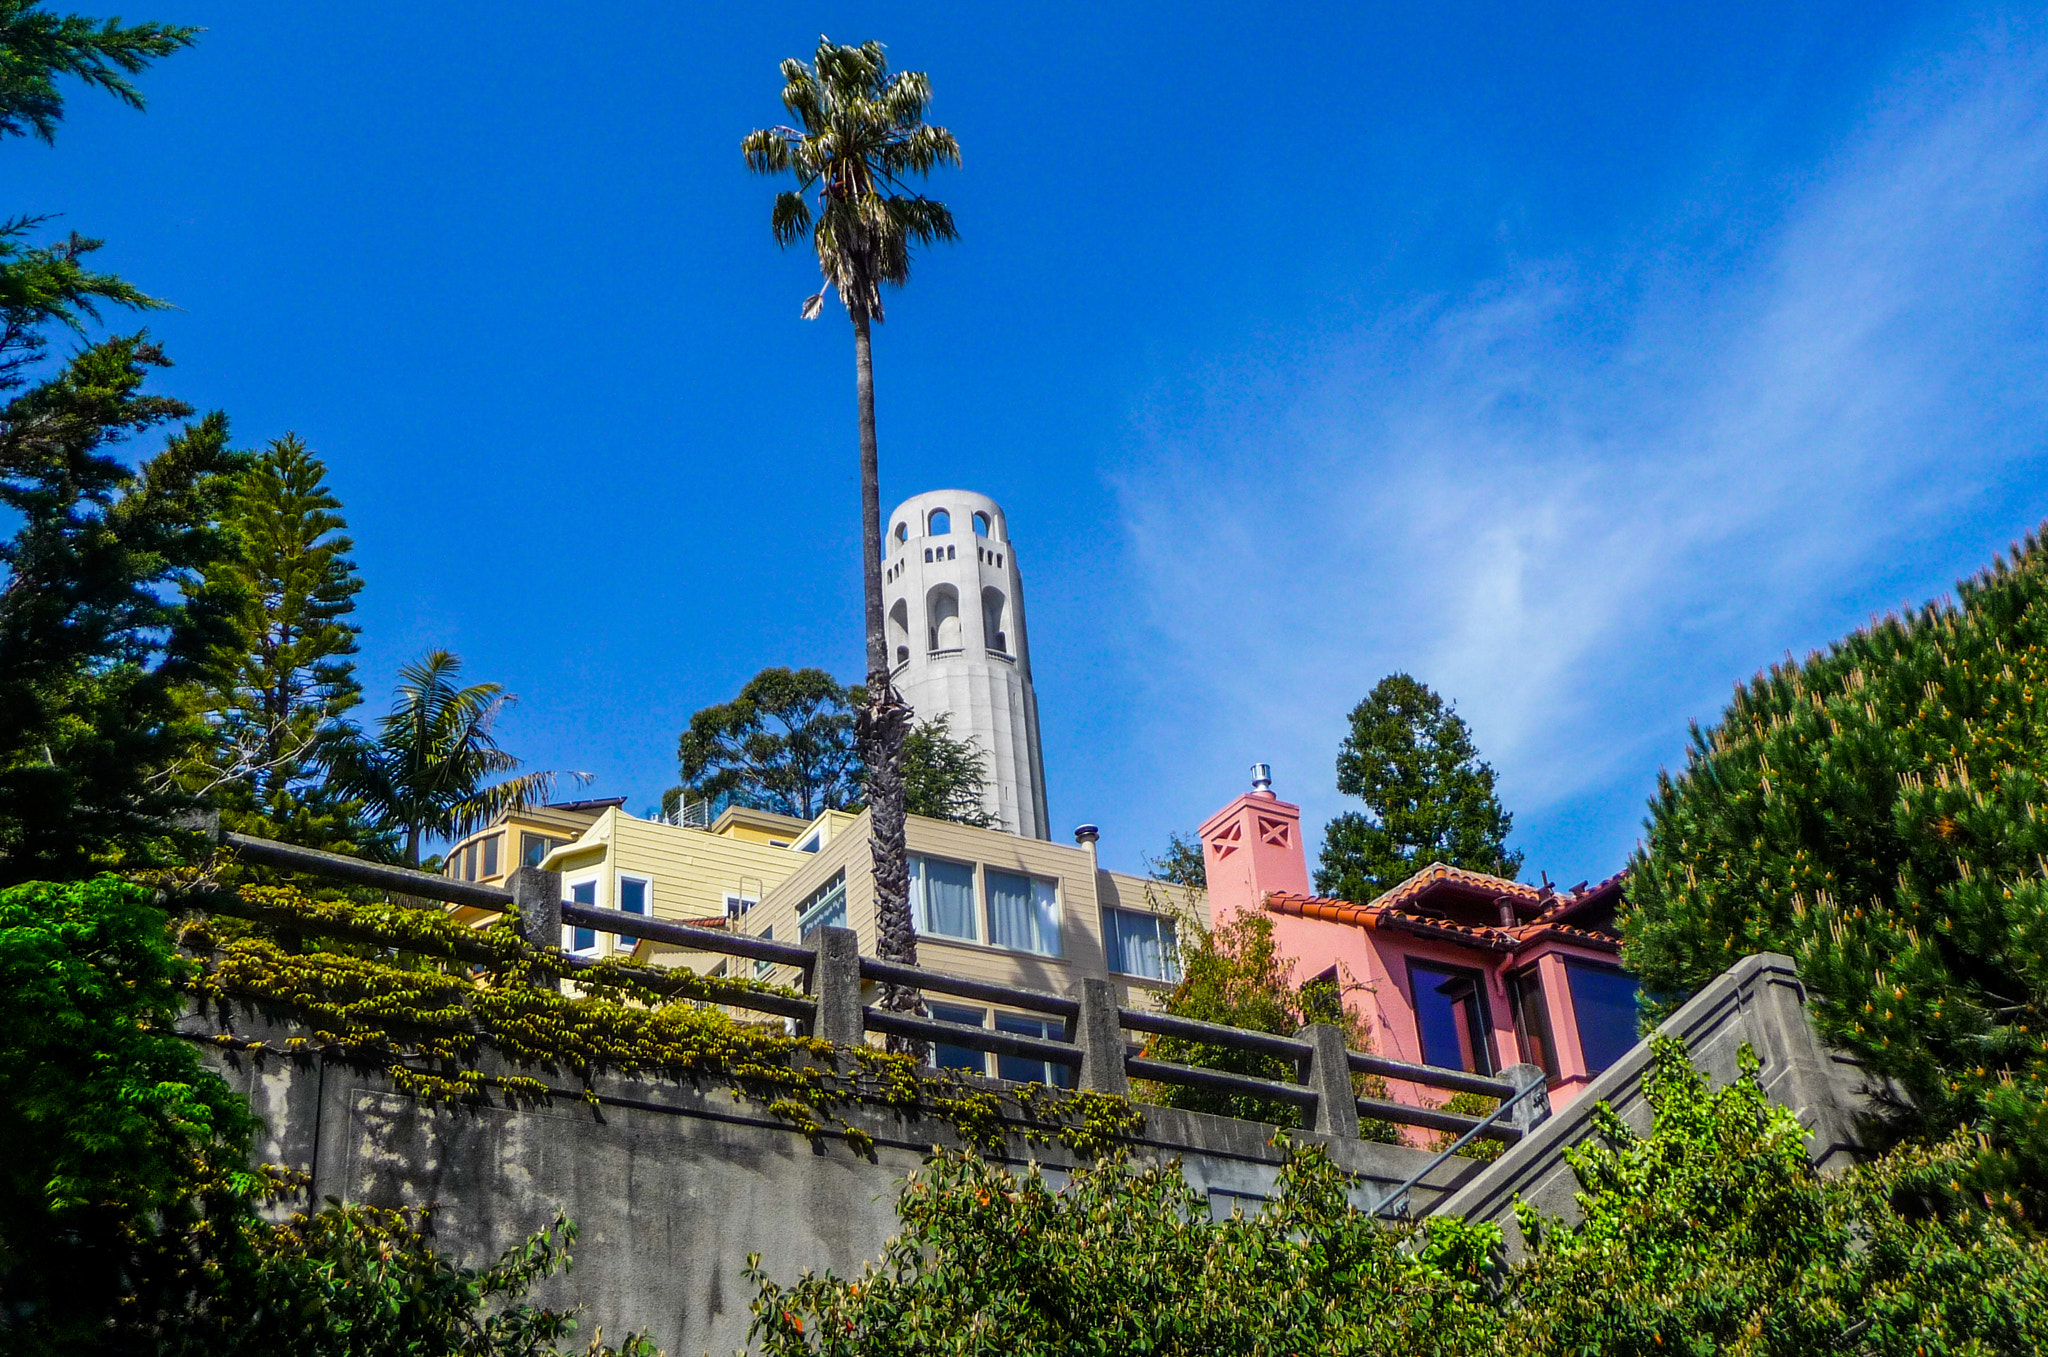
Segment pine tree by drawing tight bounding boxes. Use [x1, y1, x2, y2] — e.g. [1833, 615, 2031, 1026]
[1314, 674, 1522, 901]
[1624, 525, 2048, 1206]
[899, 716, 996, 828]
[194, 432, 368, 850]
[0, 345, 241, 883]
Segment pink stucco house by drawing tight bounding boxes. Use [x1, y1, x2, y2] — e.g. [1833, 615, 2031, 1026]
[1198, 772, 1640, 1110]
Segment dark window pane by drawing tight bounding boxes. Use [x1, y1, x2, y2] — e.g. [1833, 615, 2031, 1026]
[1508, 966, 1559, 1079]
[1566, 961, 1641, 1074]
[928, 1003, 988, 1075]
[995, 1013, 1071, 1088]
[1409, 961, 1495, 1075]
[481, 835, 500, 877]
[620, 877, 648, 916]
[571, 880, 597, 952]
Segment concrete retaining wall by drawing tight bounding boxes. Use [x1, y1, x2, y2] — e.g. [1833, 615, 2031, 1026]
[203, 951, 1883, 1351]
[204, 1028, 1489, 1356]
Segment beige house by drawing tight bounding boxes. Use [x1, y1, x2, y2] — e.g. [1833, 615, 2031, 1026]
[542, 804, 856, 954]
[733, 810, 1193, 1084]
[444, 798, 1193, 1086]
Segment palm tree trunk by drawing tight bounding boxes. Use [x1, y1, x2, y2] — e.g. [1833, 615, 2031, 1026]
[851, 305, 922, 1048]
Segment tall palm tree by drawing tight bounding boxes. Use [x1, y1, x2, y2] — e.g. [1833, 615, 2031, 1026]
[743, 38, 960, 999]
[324, 650, 569, 867]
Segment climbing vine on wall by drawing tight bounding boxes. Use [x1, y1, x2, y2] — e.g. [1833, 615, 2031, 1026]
[158, 871, 1141, 1158]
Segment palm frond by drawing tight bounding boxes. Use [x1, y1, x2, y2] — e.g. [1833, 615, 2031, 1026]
[771, 190, 811, 247]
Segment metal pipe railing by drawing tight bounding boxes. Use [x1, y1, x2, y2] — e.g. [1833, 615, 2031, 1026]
[202, 831, 1558, 1153]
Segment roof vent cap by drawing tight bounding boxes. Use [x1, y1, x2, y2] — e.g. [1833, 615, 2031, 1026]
[1249, 763, 1273, 794]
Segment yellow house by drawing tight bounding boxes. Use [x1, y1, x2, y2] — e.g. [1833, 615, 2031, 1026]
[447, 798, 1195, 1088]
[441, 798, 626, 892]
[441, 799, 850, 938]
[734, 812, 1193, 1083]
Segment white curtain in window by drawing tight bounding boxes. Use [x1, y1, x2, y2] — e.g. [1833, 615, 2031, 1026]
[914, 857, 978, 939]
[986, 870, 1060, 956]
[1107, 909, 1175, 980]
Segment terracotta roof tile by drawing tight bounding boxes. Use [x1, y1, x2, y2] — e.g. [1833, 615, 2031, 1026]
[1263, 867, 1628, 957]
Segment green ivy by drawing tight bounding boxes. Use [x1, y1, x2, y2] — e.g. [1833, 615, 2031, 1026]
[163, 875, 1141, 1159]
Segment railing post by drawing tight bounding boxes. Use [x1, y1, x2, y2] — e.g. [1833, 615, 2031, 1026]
[1295, 1023, 1361, 1138]
[1499, 1063, 1551, 1133]
[808, 926, 865, 1046]
[509, 866, 561, 987]
[1072, 978, 1130, 1097]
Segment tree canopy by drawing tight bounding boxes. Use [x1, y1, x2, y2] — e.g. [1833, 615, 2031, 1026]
[1624, 526, 2048, 1206]
[676, 667, 997, 829]
[1316, 673, 1522, 902]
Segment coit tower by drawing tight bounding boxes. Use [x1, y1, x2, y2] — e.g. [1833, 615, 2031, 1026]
[882, 490, 1050, 839]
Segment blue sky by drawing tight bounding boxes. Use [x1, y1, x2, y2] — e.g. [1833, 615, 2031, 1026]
[14, 3, 2048, 877]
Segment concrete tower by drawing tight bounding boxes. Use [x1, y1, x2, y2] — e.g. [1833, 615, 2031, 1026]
[882, 490, 1050, 839]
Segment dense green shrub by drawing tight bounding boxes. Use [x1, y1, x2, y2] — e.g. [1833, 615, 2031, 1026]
[1623, 526, 2048, 1202]
[746, 1038, 2048, 1356]
[0, 876, 651, 1355]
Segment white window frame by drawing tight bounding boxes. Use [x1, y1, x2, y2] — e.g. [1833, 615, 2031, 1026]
[563, 876, 602, 956]
[911, 854, 981, 942]
[724, 892, 758, 921]
[614, 872, 652, 955]
[1103, 907, 1180, 982]
[984, 868, 1062, 957]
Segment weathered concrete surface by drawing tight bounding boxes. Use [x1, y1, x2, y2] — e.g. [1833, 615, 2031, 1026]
[1434, 951, 1890, 1257]
[200, 951, 1882, 1351]
[202, 1028, 1487, 1357]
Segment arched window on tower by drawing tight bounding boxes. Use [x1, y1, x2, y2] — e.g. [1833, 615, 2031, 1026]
[972, 511, 991, 537]
[928, 508, 951, 536]
[982, 586, 1009, 654]
[927, 584, 961, 652]
[888, 598, 910, 667]
[894, 522, 908, 545]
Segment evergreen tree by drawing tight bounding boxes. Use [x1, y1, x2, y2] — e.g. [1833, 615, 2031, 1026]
[1624, 526, 2048, 1206]
[194, 432, 367, 849]
[1315, 673, 1522, 901]
[1147, 832, 1208, 890]
[0, 0, 195, 144]
[898, 715, 995, 828]
[0, 346, 240, 882]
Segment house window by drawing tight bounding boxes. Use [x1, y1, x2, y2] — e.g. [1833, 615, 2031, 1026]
[521, 833, 564, 867]
[754, 926, 774, 979]
[619, 876, 649, 916]
[986, 870, 1060, 956]
[995, 1012, 1071, 1088]
[1408, 960, 1497, 1075]
[724, 893, 757, 920]
[1507, 965, 1559, 1079]
[1565, 960, 1642, 1075]
[911, 855, 978, 941]
[927, 1002, 988, 1075]
[480, 835, 500, 877]
[795, 828, 823, 853]
[461, 842, 478, 880]
[797, 871, 848, 941]
[1103, 908, 1178, 981]
[568, 880, 599, 954]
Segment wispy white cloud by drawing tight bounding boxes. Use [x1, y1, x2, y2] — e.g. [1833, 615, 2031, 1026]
[1114, 26, 2048, 875]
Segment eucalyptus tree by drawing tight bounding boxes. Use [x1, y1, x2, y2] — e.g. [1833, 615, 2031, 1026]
[742, 37, 960, 996]
[323, 651, 571, 868]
